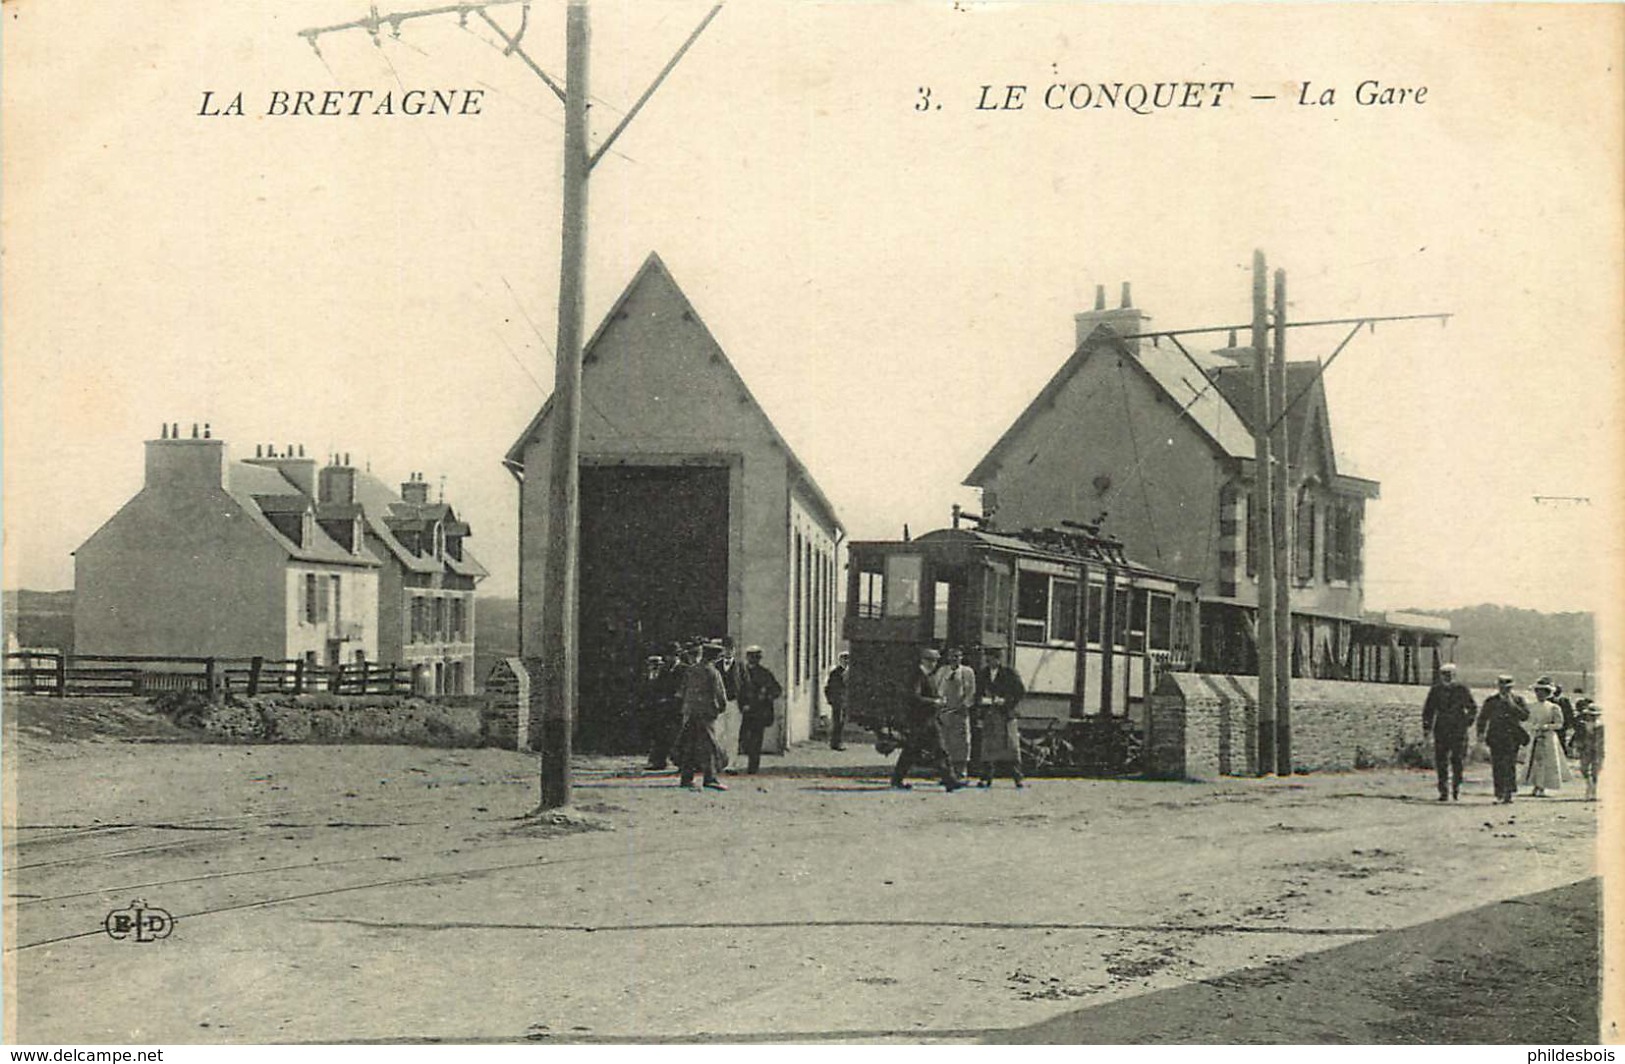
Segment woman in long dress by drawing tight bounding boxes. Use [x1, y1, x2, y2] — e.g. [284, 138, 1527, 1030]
[1522, 680, 1570, 796]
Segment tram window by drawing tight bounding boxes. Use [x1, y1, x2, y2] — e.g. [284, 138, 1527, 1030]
[1015, 570, 1049, 643]
[983, 569, 1010, 634]
[857, 569, 884, 619]
[883, 554, 922, 618]
[933, 581, 952, 641]
[1086, 583, 1104, 645]
[1148, 593, 1174, 651]
[1050, 579, 1079, 643]
[1112, 587, 1130, 647]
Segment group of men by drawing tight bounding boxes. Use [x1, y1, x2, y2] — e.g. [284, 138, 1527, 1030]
[887, 644, 1029, 791]
[1423, 663, 1605, 804]
[638, 636, 783, 789]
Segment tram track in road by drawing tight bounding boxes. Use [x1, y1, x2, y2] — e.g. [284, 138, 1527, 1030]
[5, 787, 955, 954]
[6, 772, 537, 873]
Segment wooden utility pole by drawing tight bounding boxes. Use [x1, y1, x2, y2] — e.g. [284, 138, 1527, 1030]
[1271, 268, 1292, 774]
[536, 0, 592, 810]
[300, 0, 722, 811]
[1251, 249, 1277, 776]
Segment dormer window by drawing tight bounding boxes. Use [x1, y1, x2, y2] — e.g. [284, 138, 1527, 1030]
[434, 522, 445, 559]
[352, 516, 364, 555]
[301, 512, 313, 549]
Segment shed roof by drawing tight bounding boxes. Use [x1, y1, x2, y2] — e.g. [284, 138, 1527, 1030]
[502, 252, 844, 535]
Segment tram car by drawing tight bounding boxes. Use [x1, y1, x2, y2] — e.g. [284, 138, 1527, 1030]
[842, 513, 1201, 774]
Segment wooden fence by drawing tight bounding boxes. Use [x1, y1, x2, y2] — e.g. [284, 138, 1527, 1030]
[3, 652, 414, 699]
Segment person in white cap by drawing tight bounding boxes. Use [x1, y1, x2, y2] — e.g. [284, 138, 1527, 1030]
[1422, 662, 1478, 801]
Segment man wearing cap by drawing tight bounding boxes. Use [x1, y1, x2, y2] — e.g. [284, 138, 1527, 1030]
[1477, 675, 1531, 804]
[824, 651, 851, 751]
[1422, 662, 1478, 801]
[889, 646, 964, 791]
[739, 646, 783, 775]
[676, 641, 729, 791]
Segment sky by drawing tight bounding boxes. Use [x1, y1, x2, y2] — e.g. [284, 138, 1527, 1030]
[4, 2, 1622, 635]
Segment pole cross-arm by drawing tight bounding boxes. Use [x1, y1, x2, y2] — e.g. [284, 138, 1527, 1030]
[1263, 311, 1450, 436]
[588, 4, 722, 171]
[300, 1, 567, 103]
[476, 8, 567, 102]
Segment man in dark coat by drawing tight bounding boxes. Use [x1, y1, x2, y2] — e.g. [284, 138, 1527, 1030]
[1476, 674, 1531, 804]
[889, 646, 964, 791]
[824, 651, 851, 751]
[1422, 662, 1478, 801]
[638, 654, 669, 769]
[739, 646, 783, 775]
[975, 645, 1027, 788]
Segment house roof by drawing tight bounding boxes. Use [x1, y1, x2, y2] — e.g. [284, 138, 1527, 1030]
[351, 470, 489, 579]
[965, 324, 1252, 486]
[965, 324, 1378, 497]
[502, 252, 844, 535]
[223, 462, 379, 567]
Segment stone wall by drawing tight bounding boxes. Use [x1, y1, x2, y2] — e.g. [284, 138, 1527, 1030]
[1147, 672, 1430, 778]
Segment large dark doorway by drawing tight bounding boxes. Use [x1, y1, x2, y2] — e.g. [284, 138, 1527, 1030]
[578, 464, 730, 752]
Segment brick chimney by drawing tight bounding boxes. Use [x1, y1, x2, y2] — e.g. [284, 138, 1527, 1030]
[144, 422, 225, 490]
[401, 472, 430, 505]
[243, 443, 316, 498]
[318, 455, 357, 505]
[1074, 281, 1150, 353]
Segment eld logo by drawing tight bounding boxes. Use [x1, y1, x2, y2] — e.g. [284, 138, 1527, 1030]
[103, 899, 174, 943]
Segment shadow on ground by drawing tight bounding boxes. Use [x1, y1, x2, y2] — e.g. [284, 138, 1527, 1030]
[990, 878, 1600, 1044]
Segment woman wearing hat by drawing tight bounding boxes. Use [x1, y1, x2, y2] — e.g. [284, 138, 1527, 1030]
[1521, 678, 1570, 797]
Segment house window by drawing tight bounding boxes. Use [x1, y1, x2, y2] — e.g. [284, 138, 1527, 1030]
[882, 554, 922, 618]
[1015, 570, 1049, 644]
[433, 598, 446, 641]
[1295, 489, 1316, 582]
[332, 576, 342, 624]
[305, 574, 318, 624]
[1245, 491, 1259, 577]
[1325, 502, 1361, 583]
[793, 531, 804, 686]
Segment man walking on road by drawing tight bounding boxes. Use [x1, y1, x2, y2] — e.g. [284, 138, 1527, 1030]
[824, 651, 850, 751]
[889, 646, 963, 792]
[1477, 674, 1530, 804]
[1422, 662, 1478, 801]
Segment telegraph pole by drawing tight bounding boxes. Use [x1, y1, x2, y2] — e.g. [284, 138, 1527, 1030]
[1271, 268, 1292, 775]
[1252, 250, 1277, 776]
[301, 0, 722, 811]
[536, 0, 591, 810]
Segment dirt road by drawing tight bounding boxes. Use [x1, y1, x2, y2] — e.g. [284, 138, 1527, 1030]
[4, 710, 1604, 1043]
